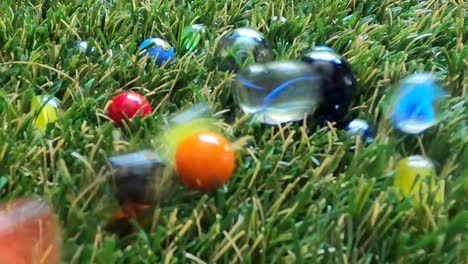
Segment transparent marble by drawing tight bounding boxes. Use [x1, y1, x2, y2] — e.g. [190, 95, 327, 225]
[138, 37, 175, 66]
[346, 118, 374, 142]
[181, 24, 210, 53]
[271, 16, 287, 24]
[389, 73, 447, 134]
[216, 27, 274, 71]
[234, 61, 323, 124]
[301, 46, 355, 125]
[76, 41, 96, 53]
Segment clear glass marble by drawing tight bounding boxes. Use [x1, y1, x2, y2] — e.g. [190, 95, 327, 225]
[233, 61, 323, 124]
[76, 41, 96, 53]
[389, 73, 448, 134]
[216, 27, 274, 71]
[346, 118, 374, 142]
[181, 24, 210, 53]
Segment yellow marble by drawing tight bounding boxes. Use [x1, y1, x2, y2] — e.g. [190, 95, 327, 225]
[30, 96, 60, 132]
[394, 155, 444, 206]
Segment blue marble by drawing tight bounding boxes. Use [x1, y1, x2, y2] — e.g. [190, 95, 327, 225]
[389, 73, 447, 134]
[138, 37, 175, 66]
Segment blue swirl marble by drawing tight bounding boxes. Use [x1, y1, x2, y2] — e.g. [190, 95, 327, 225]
[234, 61, 323, 124]
[138, 38, 175, 66]
[390, 73, 447, 134]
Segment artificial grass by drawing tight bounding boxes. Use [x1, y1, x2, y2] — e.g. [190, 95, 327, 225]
[0, 0, 467, 263]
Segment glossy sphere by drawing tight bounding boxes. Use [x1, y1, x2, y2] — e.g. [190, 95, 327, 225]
[175, 131, 235, 192]
[394, 155, 444, 205]
[389, 73, 447, 134]
[181, 24, 210, 53]
[271, 16, 287, 24]
[301, 46, 355, 125]
[0, 198, 61, 264]
[155, 103, 219, 163]
[76, 41, 96, 53]
[234, 61, 323, 124]
[110, 150, 166, 206]
[138, 38, 175, 66]
[346, 118, 374, 142]
[108, 92, 152, 127]
[30, 95, 61, 132]
[216, 27, 274, 71]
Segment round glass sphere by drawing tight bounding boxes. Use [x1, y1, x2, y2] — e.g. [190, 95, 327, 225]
[181, 24, 210, 53]
[138, 37, 175, 66]
[0, 198, 61, 264]
[346, 118, 374, 142]
[215, 27, 274, 72]
[233, 61, 323, 124]
[30, 95, 61, 132]
[394, 155, 444, 205]
[107, 91, 152, 127]
[389, 73, 447, 134]
[76, 40, 96, 53]
[301, 46, 355, 125]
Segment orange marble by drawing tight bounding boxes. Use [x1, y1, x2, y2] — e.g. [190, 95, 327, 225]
[0, 198, 61, 264]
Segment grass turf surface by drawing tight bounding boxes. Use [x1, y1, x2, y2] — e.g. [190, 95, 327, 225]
[0, 0, 467, 263]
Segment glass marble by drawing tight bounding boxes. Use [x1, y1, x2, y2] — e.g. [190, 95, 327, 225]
[301, 46, 355, 125]
[109, 150, 166, 205]
[0, 198, 61, 264]
[271, 16, 287, 24]
[215, 27, 274, 71]
[389, 73, 447, 134]
[346, 118, 374, 142]
[30, 95, 61, 132]
[76, 40, 96, 53]
[181, 24, 210, 53]
[155, 103, 219, 163]
[393, 155, 444, 206]
[233, 61, 323, 124]
[138, 37, 175, 66]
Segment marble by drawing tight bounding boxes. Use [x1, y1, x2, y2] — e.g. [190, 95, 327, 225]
[389, 73, 447, 134]
[393, 155, 444, 205]
[30, 95, 61, 132]
[181, 24, 210, 53]
[346, 118, 374, 142]
[0, 198, 61, 264]
[215, 27, 274, 71]
[301, 46, 355, 125]
[233, 61, 323, 124]
[138, 37, 175, 66]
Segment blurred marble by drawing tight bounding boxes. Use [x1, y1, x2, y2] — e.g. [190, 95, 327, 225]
[181, 24, 210, 53]
[215, 27, 274, 71]
[30, 95, 61, 132]
[393, 155, 444, 206]
[389, 73, 447, 134]
[234, 61, 323, 124]
[346, 118, 374, 142]
[0, 198, 61, 264]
